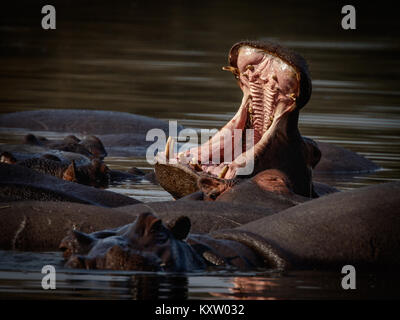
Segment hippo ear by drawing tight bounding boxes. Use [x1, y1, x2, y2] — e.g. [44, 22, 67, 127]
[197, 177, 227, 200]
[23, 134, 40, 145]
[63, 160, 77, 182]
[0, 152, 17, 164]
[168, 216, 191, 240]
[64, 135, 81, 144]
[72, 230, 94, 246]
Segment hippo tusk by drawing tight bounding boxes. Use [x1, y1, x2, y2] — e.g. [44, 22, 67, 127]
[218, 165, 229, 179]
[165, 136, 175, 162]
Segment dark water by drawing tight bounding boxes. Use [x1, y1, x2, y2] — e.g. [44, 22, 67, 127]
[0, 1, 400, 299]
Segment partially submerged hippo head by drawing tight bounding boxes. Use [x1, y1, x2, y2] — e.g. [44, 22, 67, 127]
[155, 41, 320, 198]
[59, 212, 205, 272]
[198, 169, 296, 201]
[24, 134, 107, 160]
[72, 158, 111, 188]
[1, 152, 110, 188]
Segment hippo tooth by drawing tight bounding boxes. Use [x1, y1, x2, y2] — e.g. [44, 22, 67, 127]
[287, 93, 297, 101]
[165, 136, 175, 161]
[218, 165, 229, 179]
[178, 152, 187, 163]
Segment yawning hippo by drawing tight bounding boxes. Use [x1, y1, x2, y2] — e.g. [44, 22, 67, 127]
[153, 41, 378, 199]
[155, 40, 316, 198]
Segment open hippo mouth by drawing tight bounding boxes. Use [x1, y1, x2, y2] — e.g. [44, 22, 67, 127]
[155, 41, 315, 198]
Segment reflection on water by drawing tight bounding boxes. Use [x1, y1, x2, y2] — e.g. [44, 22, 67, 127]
[1, 250, 399, 300]
[0, 1, 400, 299]
[0, 251, 400, 300]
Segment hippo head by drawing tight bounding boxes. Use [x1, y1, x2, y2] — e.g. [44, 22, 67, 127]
[62, 159, 110, 188]
[198, 169, 295, 201]
[155, 41, 320, 198]
[23, 133, 107, 160]
[59, 212, 205, 272]
[80, 136, 108, 159]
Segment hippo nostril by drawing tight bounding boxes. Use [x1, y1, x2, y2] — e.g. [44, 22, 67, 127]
[209, 192, 218, 200]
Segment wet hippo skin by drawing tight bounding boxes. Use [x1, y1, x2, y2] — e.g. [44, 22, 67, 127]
[1, 153, 111, 188]
[314, 141, 380, 174]
[0, 182, 399, 270]
[0, 201, 138, 251]
[0, 144, 92, 166]
[0, 200, 276, 251]
[232, 181, 400, 269]
[0, 163, 140, 207]
[60, 182, 400, 271]
[24, 133, 108, 160]
[196, 169, 338, 209]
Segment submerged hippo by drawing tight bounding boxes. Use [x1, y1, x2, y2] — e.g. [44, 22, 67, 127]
[0, 162, 140, 207]
[58, 181, 400, 272]
[1, 133, 147, 186]
[1, 152, 110, 188]
[24, 134, 108, 160]
[0, 109, 180, 157]
[60, 212, 264, 271]
[153, 41, 378, 199]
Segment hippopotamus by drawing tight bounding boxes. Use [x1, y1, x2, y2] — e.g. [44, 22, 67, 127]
[58, 181, 400, 271]
[0, 199, 279, 251]
[0, 109, 181, 157]
[0, 143, 92, 166]
[59, 212, 264, 271]
[0, 162, 140, 207]
[153, 41, 378, 199]
[1, 151, 110, 188]
[1, 133, 148, 185]
[0, 181, 397, 271]
[24, 133, 107, 159]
